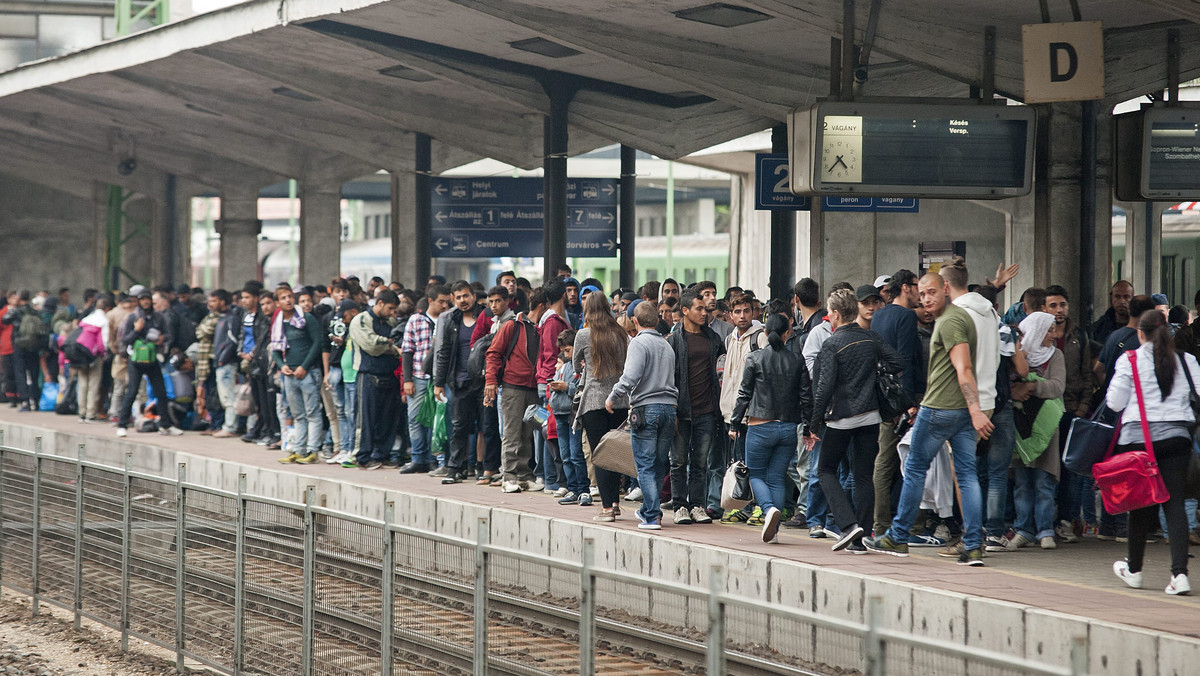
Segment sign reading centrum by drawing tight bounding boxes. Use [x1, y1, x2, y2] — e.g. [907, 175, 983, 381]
[430, 177, 619, 258]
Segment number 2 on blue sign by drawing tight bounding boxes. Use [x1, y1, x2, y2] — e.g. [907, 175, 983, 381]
[773, 164, 790, 194]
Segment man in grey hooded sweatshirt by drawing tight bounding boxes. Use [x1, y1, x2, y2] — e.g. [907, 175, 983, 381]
[608, 301, 678, 531]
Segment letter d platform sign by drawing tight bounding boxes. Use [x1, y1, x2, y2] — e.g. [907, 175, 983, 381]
[1022, 21, 1104, 103]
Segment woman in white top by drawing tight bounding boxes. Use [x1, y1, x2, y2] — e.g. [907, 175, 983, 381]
[1106, 310, 1197, 596]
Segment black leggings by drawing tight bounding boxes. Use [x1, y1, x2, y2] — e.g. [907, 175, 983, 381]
[582, 408, 628, 508]
[1120, 439, 1191, 577]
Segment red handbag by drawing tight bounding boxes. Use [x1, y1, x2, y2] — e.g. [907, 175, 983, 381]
[1093, 351, 1170, 514]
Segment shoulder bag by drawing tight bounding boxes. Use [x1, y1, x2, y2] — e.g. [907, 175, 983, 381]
[592, 417, 636, 478]
[1092, 351, 1170, 514]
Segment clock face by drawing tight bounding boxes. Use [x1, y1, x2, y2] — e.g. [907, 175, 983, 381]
[821, 136, 862, 183]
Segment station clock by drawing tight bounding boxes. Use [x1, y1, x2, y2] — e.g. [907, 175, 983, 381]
[789, 101, 1036, 199]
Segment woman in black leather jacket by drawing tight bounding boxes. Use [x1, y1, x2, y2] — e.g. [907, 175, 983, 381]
[810, 289, 905, 553]
[731, 313, 811, 543]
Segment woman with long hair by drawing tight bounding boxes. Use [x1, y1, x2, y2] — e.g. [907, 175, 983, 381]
[731, 313, 811, 543]
[573, 292, 630, 521]
[1107, 309, 1197, 595]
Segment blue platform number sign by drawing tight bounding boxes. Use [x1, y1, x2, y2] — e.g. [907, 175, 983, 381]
[755, 153, 810, 211]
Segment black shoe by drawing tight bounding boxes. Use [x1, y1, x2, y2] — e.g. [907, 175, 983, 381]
[381, 459, 400, 469]
[360, 461, 383, 471]
[441, 473, 463, 485]
[18, 404, 30, 412]
[241, 434, 259, 444]
[781, 513, 808, 529]
[399, 462, 431, 474]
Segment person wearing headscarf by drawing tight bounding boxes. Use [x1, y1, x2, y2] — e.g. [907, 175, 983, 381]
[1005, 311, 1066, 551]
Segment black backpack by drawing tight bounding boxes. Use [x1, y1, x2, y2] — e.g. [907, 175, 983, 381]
[470, 317, 537, 388]
[61, 327, 98, 367]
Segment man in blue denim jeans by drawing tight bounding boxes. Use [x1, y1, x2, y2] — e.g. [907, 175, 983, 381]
[607, 301, 678, 530]
[865, 260, 996, 566]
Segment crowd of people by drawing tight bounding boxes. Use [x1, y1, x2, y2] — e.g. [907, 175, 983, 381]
[2, 259, 1198, 594]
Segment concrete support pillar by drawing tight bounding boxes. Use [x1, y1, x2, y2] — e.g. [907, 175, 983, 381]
[809, 207, 877, 292]
[1033, 102, 1116, 322]
[217, 187, 261, 290]
[769, 125, 796, 301]
[1120, 201, 1162, 297]
[391, 169, 421, 288]
[299, 183, 342, 285]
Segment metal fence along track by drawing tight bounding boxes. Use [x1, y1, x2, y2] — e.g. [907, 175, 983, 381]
[0, 433, 1091, 676]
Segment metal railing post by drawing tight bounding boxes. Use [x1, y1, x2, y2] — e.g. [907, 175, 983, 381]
[380, 501, 395, 676]
[233, 473, 247, 675]
[120, 452, 132, 651]
[1070, 635, 1088, 675]
[473, 517, 489, 676]
[30, 437, 42, 616]
[579, 537, 596, 676]
[865, 595, 885, 676]
[72, 444, 85, 630]
[706, 563, 725, 676]
[0, 435, 6, 590]
[302, 485, 316, 676]
[175, 463, 187, 673]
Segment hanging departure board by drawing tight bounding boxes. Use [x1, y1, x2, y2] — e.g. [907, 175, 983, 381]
[788, 101, 1036, 199]
[1115, 107, 1200, 200]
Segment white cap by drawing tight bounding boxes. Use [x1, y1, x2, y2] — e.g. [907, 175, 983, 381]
[128, 284, 146, 296]
[873, 275, 891, 288]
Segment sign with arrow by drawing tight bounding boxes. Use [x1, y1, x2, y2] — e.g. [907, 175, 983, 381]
[430, 176, 619, 258]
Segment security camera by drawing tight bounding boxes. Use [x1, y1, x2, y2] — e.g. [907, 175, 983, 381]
[118, 157, 137, 176]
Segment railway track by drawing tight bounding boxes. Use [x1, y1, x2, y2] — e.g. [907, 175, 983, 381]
[0, 462, 826, 676]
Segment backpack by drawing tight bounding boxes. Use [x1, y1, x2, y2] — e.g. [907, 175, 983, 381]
[484, 317, 537, 386]
[465, 315, 513, 388]
[15, 311, 48, 352]
[61, 327, 99, 366]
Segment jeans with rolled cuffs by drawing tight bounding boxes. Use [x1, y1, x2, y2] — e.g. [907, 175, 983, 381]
[629, 404, 676, 523]
[887, 406, 983, 551]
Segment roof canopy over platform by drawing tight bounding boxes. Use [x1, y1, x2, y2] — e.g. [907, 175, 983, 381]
[0, 0, 1196, 197]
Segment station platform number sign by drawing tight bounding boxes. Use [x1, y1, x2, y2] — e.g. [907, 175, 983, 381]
[754, 154, 918, 213]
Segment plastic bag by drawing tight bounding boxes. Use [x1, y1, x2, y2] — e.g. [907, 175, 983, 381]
[417, 381, 438, 429]
[39, 382, 59, 412]
[431, 401, 448, 454]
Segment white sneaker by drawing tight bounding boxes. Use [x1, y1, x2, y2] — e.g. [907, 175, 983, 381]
[553, 487, 569, 498]
[116, 428, 127, 438]
[1039, 536, 1057, 550]
[1113, 560, 1143, 589]
[530, 479, 545, 492]
[589, 486, 599, 497]
[167, 427, 183, 436]
[673, 506, 693, 525]
[326, 451, 345, 465]
[1166, 574, 1191, 596]
[502, 481, 522, 494]
[624, 487, 643, 502]
[1006, 533, 1034, 551]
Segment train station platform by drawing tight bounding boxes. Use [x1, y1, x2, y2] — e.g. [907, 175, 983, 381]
[1, 407, 1198, 676]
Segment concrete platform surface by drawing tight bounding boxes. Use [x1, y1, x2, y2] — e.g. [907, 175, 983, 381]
[2, 407, 1198, 645]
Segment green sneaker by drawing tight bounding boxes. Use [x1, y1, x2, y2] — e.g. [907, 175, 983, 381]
[340, 459, 357, 469]
[746, 506, 765, 526]
[957, 548, 985, 567]
[720, 509, 748, 524]
[863, 534, 909, 558]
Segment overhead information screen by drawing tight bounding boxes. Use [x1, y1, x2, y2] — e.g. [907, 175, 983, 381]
[789, 102, 1036, 199]
[1147, 115, 1200, 195]
[1115, 108, 1200, 200]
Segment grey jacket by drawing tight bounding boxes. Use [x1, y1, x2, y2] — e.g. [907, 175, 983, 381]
[608, 329, 678, 409]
